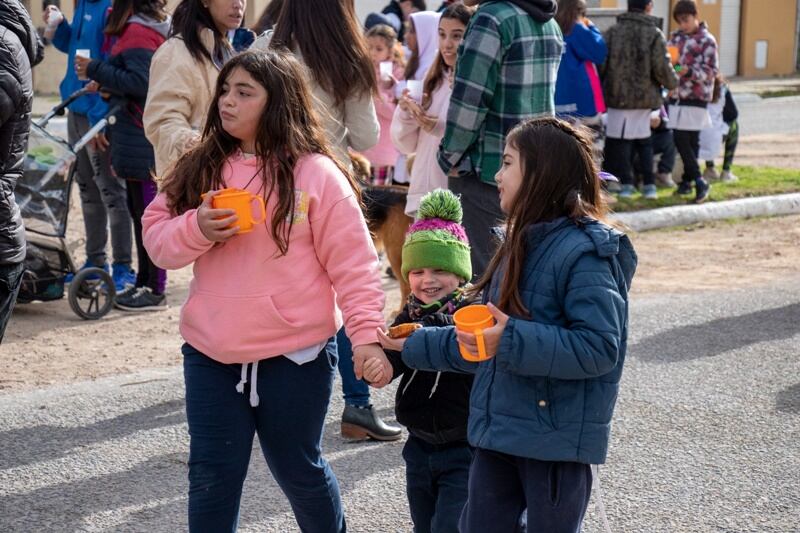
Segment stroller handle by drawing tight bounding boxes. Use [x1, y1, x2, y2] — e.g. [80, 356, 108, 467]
[36, 87, 92, 128]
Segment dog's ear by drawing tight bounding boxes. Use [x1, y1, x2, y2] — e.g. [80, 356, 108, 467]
[348, 150, 372, 184]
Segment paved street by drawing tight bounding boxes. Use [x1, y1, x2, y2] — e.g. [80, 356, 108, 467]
[1, 278, 798, 532]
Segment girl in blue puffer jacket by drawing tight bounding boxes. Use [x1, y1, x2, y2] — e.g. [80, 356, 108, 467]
[380, 117, 637, 533]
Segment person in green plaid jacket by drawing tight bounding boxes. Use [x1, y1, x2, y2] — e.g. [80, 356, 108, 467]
[437, 0, 563, 277]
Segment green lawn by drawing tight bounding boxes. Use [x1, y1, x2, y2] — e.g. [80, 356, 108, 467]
[611, 165, 800, 212]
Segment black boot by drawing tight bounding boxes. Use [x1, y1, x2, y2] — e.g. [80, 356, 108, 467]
[341, 404, 402, 441]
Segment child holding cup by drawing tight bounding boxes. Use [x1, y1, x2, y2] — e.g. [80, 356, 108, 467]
[368, 189, 477, 532]
[378, 118, 638, 532]
[362, 24, 406, 184]
[142, 50, 389, 532]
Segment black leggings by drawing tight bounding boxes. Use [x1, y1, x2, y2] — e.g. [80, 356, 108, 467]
[673, 129, 701, 183]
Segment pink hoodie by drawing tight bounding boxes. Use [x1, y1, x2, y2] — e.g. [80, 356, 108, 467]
[361, 62, 405, 168]
[142, 152, 385, 364]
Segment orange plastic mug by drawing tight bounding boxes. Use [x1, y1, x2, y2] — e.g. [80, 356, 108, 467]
[453, 305, 496, 362]
[206, 188, 266, 234]
[667, 45, 679, 65]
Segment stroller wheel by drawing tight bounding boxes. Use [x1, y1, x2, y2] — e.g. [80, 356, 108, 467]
[68, 267, 115, 320]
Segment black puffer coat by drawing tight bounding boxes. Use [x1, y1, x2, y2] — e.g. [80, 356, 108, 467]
[0, 0, 42, 265]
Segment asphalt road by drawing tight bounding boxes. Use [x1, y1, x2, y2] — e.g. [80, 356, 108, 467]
[1, 279, 799, 532]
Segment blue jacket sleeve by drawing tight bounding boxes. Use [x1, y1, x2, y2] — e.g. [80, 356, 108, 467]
[401, 326, 479, 374]
[87, 49, 152, 100]
[86, 94, 109, 127]
[495, 252, 625, 379]
[569, 24, 607, 65]
[51, 20, 72, 53]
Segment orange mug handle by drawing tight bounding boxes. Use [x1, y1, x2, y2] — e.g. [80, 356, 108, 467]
[474, 328, 487, 360]
[251, 195, 266, 224]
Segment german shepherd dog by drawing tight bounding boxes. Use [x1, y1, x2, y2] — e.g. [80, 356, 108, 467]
[350, 152, 413, 311]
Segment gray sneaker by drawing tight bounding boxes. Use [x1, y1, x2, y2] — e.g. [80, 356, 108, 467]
[656, 172, 676, 188]
[642, 184, 658, 200]
[114, 287, 167, 312]
[618, 184, 636, 199]
[703, 166, 720, 181]
[720, 170, 738, 182]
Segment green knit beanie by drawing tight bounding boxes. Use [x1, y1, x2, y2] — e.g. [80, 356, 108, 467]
[401, 189, 472, 282]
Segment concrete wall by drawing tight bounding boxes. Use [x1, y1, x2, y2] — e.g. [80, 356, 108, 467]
[738, 0, 798, 76]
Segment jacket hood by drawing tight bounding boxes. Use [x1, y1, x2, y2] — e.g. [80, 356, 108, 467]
[128, 14, 172, 39]
[617, 11, 663, 29]
[522, 216, 637, 289]
[506, 0, 557, 23]
[409, 11, 442, 80]
[579, 218, 637, 289]
[0, 0, 43, 66]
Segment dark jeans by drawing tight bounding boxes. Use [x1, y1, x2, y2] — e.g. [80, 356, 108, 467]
[604, 136, 654, 186]
[0, 262, 24, 343]
[652, 129, 676, 174]
[68, 112, 132, 267]
[336, 327, 370, 407]
[126, 179, 166, 293]
[448, 173, 504, 280]
[402, 435, 472, 533]
[182, 342, 346, 533]
[673, 129, 702, 183]
[459, 448, 592, 533]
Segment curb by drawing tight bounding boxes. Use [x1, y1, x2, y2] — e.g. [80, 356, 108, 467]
[613, 193, 800, 232]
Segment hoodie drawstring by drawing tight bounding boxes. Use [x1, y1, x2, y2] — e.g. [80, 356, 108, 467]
[402, 370, 418, 396]
[428, 372, 441, 399]
[235, 361, 260, 407]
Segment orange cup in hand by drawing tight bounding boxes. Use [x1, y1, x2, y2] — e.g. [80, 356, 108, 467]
[667, 45, 680, 65]
[454, 304, 496, 362]
[205, 188, 266, 234]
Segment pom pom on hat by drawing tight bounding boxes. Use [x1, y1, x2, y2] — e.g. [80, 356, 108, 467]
[401, 189, 472, 283]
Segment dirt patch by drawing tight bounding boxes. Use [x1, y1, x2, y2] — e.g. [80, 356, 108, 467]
[735, 134, 800, 170]
[3, 200, 799, 393]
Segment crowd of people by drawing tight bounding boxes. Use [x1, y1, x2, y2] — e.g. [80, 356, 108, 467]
[0, 0, 739, 530]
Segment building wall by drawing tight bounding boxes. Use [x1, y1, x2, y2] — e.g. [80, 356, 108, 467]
[739, 0, 798, 76]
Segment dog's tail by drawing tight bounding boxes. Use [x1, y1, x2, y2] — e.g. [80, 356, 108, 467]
[361, 185, 408, 234]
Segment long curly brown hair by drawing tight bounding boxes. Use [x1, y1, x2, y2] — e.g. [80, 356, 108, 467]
[159, 50, 357, 256]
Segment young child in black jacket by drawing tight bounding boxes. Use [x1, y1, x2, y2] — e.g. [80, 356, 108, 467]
[366, 189, 475, 533]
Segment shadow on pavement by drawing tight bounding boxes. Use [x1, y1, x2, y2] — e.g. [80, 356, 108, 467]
[776, 383, 800, 415]
[0, 399, 185, 470]
[630, 303, 800, 363]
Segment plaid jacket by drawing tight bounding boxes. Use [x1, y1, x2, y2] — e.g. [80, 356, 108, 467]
[437, 1, 563, 184]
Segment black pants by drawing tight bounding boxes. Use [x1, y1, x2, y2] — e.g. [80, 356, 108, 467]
[448, 173, 504, 280]
[126, 179, 165, 294]
[459, 448, 592, 533]
[403, 435, 472, 533]
[0, 262, 24, 344]
[603, 137, 654, 186]
[673, 129, 701, 183]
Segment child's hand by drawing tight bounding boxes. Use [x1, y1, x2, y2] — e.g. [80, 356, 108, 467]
[455, 303, 510, 359]
[380, 75, 397, 92]
[362, 357, 388, 385]
[353, 343, 392, 388]
[197, 190, 240, 242]
[377, 327, 407, 352]
[398, 89, 414, 113]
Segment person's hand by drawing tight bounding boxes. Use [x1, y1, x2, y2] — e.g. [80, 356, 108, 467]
[455, 303, 510, 359]
[362, 357, 389, 385]
[44, 5, 63, 25]
[412, 106, 438, 133]
[85, 80, 100, 93]
[398, 89, 414, 113]
[650, 115, 662, 129]
[88, 131, 109, 152]
[74, 55, 91, 79]
[376, 327, 408, 352]
[197, 190, 240, 242]
[353, 343, 392, 388]
[380, 75, 397, 92]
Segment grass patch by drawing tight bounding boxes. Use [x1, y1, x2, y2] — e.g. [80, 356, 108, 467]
[760, 88, 800, 99]
[611, 165, 800, 212]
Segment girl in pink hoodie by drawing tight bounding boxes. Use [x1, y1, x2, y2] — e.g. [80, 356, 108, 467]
[362, 24, 405, 184]
[142, 50, 390, 532]
[391, 4, 474, 216]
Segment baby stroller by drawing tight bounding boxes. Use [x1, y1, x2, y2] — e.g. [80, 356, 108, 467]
[14, 88, 120, 320]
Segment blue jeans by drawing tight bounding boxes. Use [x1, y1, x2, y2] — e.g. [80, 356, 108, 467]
[0, 262, 24, 343]
[336, 327, 370, 407]
[182, 342, 346, 533]
[403, 435, 472, 533]
[459, 448, 591, 533]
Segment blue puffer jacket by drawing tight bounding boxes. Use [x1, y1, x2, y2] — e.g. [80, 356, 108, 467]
[50, 0, 111, 125]
[555, 22, 607, 117]
[402, 217, 637, 464]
